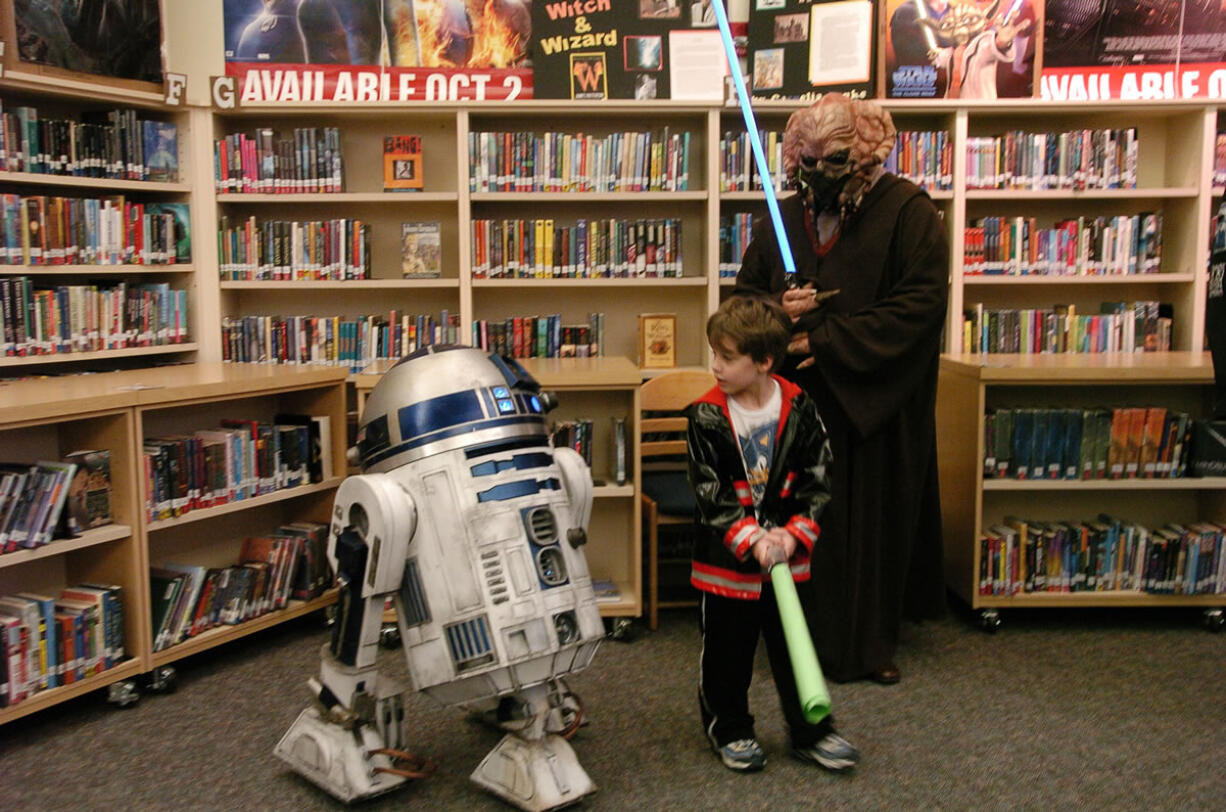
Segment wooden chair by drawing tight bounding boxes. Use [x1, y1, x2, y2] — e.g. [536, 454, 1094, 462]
[640, 369, 716, 630]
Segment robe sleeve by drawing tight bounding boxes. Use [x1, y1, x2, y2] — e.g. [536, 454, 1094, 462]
[805, 195, 948, 437]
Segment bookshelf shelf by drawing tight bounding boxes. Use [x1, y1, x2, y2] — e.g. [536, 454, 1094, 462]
[470, 191, 708, 202]
[593, 484, 635, 499]
[0, 658, 144, 725]
[220, 280, 458, 290]
[145, 478, 344, 532]
[11, 264, 196, 276]
[472, 277, 706, 288]
[0, 171, 191, 194]
[964, 187, 1199, 200]
[974, 591, 1226, 609]
[0, 525, 133, 569]
[216, 192, 459, 203]
[962, 273, 1195, 285]
[0, 344, 199, 368]
[982, 477, 1226, 491]
[149, 590, 338, 668]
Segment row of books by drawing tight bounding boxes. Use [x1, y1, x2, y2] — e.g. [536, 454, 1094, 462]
[471, 217, 683, 279]
[1, 451, 112, 558]
[0, 460, 75, 553]
[0, 101, 177, 182]
[718, 129, 787, 193]
[143, 415, 331, 523]
[220, 312, 461, 368]
[150, 521, 332, 652]
[213, 127, 344, 194]
[965, 128, 1138, 191]
[883, 130, 954, 191]
[962, 213, 1163, 277]
[960, 301, 1172, 355]
[550, 419, 597, 469]
[0, 195, 191, 266]
[468, 129, 692, 193]
[0, 584, 125, 707]
[217, 216, 371, 281]
[983, 407, 1193, 482]
[719, 212, 754, 278]
[978, 515, 1226, 597]
[471, 313, 606, 360]
[1, 278, 189, 357]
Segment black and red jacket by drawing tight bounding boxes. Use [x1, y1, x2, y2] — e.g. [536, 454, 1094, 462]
[685, 375, 832, 600]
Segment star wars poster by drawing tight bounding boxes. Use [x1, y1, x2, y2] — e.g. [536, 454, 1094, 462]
[882, 0, 1040, 99]
[747, 0, 876, 101]
[223, 0, 533, 101]
[12, 0, 164, 83]
[1041, 0, 1226, 100]
[529, 0, 715, 99]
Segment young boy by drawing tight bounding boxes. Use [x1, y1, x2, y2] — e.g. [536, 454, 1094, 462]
[686, 296, 858, 773]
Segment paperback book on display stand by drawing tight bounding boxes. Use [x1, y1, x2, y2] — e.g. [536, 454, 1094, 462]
[400, 222, 441, 278]
[383, 135, 424, 192]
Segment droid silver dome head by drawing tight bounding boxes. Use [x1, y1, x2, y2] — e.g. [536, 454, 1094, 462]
[357, 345, 551, 472]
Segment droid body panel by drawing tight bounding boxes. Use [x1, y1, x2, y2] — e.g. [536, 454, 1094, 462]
[275, 346, 602, 811]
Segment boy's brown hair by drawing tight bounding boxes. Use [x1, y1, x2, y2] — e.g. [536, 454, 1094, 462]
[706, 296, 791, 369]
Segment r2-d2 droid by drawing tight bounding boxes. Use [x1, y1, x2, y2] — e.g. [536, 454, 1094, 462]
[275, 347, 604, 811]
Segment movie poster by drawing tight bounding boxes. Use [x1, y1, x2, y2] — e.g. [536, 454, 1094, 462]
[747, 0, 875, 101]
[223, 0, 533, 102]
[1042, 0, 1226, 100]
[883, 0, 1040, 99]
[13, 0, 164, 82]
[529, 0, 718, 99]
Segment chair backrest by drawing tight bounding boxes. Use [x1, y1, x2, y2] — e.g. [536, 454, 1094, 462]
[640, 370, 716, 461]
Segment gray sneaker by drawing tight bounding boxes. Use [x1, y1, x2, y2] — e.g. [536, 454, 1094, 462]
[793, 731, 859, 772]
[715, 738, 767, 772]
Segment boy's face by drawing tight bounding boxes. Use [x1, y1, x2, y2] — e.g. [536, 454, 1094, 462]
[710, 337, 772, 399]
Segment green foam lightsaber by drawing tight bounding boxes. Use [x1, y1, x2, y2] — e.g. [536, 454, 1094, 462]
[769, 561, 831, 724]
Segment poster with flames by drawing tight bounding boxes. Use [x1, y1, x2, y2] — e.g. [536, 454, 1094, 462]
[1041, 0, 1226, 101]
[223, 0, 533, 102]
[881, 0, 1040, 100]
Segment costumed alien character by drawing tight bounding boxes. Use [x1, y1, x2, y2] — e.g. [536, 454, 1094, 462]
[734, 93, 949, 683]
[920, 0, 1032, 99]
[275, 346, 603, 812]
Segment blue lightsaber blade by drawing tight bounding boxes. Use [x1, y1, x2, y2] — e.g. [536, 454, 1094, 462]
[710, 0, 797, 284]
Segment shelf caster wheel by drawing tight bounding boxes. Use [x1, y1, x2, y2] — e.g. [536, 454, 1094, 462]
[979, 609, 1001, 633]
[1203, 609, 1225, 633]
[106, 680, 140, 708]
[379, 623, 402, 649]
[606, 617, 637, 642]
[144, 666, 177, 694]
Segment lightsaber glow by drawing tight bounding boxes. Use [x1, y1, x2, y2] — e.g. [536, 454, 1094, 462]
[709, 0, 797, 282]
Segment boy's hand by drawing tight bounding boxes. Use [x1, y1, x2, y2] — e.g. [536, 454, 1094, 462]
[752, 537, 780, 569]
[767, 527, 797, 561]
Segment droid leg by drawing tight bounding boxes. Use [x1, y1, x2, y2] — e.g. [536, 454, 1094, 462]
[275, 524, 432, 802]
[470, 681, 595, 812]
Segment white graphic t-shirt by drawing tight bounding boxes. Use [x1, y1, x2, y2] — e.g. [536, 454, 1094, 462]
[726, 380, 781, 511]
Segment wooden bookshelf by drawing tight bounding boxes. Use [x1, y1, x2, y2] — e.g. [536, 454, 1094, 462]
[0, 363, 346, 724]
[938, 352, 1226, 627]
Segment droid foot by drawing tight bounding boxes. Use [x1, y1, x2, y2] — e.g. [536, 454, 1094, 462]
[274, 707, 421, 802]
[470, 732, 595, 812]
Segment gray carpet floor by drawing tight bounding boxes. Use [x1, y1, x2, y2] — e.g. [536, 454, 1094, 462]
[1, 601, 1224, 811]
